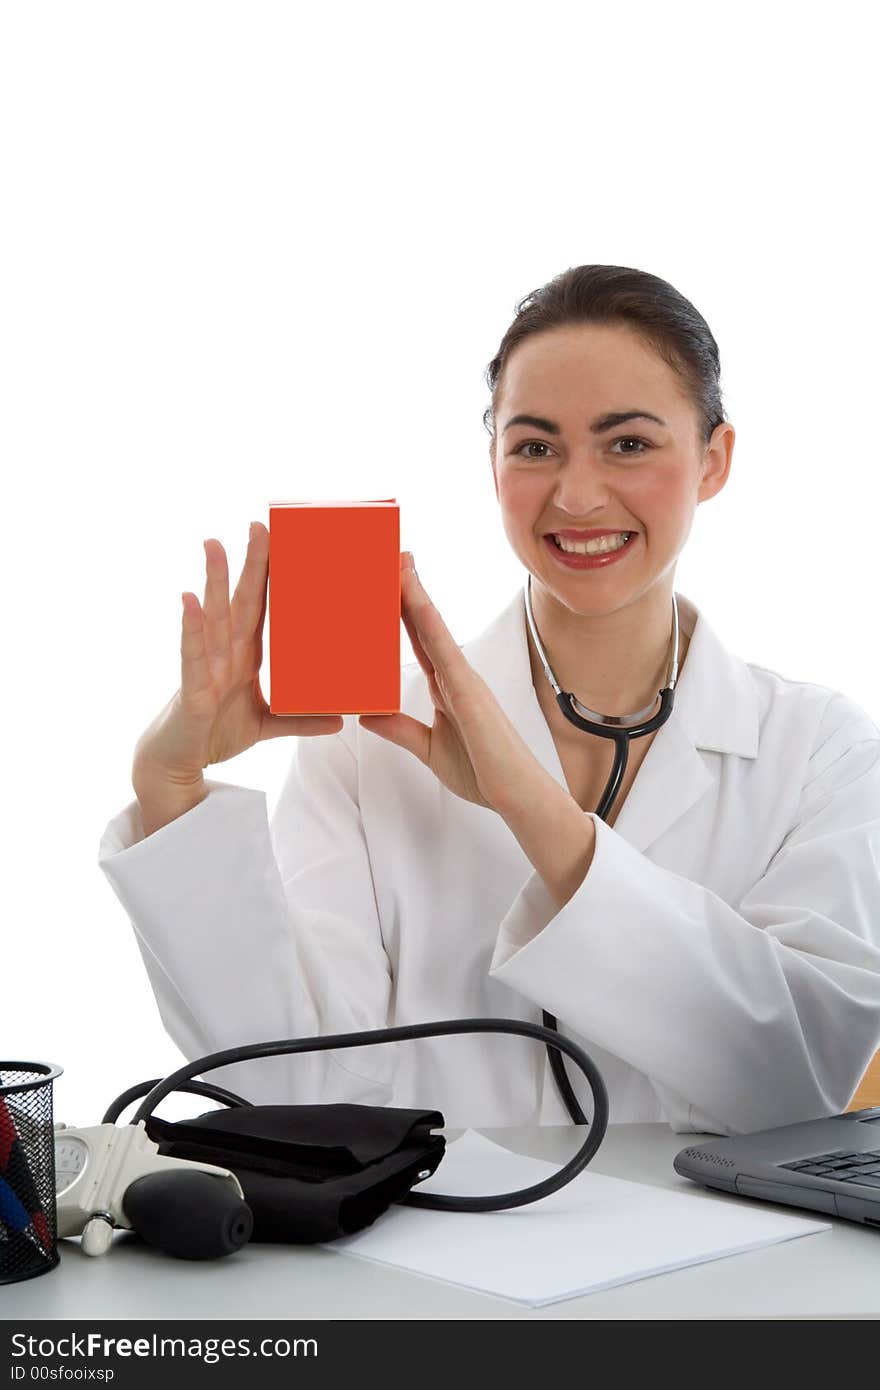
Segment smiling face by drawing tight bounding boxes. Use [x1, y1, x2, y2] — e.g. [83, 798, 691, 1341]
[490, 322, 733, 619]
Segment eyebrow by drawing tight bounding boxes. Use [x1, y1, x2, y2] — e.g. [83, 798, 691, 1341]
[502, 409, 667, 435]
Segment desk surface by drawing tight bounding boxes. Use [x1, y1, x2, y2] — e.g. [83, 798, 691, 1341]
[3, 1124, 878, 1321]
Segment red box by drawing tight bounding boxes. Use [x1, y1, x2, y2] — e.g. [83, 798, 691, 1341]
[268, 499, 400, 715]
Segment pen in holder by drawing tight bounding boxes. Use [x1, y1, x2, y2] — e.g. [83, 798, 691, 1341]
[1, 1062, 63, 1283]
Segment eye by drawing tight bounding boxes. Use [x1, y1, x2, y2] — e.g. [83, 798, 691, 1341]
[512, 436, 653, 460]
[610, 436, 651, 456]
[513, 441, 554, 459]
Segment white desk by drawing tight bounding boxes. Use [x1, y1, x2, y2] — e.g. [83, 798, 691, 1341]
[3, 1125, 878, 1320]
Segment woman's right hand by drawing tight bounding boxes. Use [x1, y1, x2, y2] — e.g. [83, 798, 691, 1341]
[132, 521, 344, 789]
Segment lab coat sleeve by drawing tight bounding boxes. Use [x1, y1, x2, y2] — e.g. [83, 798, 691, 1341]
[489, 697, 880, 1136]
[97, 728, 394, 1106]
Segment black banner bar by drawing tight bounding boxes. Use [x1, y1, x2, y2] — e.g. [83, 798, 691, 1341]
[1, 1320, 596, 1386]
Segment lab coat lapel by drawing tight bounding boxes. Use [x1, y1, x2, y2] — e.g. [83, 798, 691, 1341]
[463, 587, 760, 855]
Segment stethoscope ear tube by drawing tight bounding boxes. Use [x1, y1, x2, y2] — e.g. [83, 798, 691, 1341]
[112, 1019, 609, 1214]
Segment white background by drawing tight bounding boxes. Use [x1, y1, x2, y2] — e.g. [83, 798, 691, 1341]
[2, 1, 877, 1124]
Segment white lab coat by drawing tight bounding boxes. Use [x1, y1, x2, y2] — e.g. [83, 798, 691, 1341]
[98, 587, 880, 1135]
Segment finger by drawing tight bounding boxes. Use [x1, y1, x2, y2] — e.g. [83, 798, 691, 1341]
[260, 714, 344, 740]
[401, 598, 436, 686]
[231, 521, 269, 643]
[399, 561, 449, 713]
[180, 591, 212, 699]
[399, 603, 450, 714]
[202, 538, 233, 664]
[358, 713, 431, 766]
[399, 552, 433, 678]
[401, 567, 470, 698]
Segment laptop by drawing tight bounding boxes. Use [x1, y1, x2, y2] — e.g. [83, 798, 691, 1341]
[673, 1106, 880, 1226]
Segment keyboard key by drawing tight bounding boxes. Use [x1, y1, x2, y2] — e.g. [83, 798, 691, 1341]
[779, 1150, 880, 1175]
[840, 1173, 880, 1188]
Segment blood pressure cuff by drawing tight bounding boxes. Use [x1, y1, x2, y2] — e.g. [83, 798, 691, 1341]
[144, 1103, 446, 1244]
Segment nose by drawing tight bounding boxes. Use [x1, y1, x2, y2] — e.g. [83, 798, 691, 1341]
[551, 453, 617, 519]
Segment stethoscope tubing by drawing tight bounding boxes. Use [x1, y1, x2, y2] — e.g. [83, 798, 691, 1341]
[524, 578, 681, 1124]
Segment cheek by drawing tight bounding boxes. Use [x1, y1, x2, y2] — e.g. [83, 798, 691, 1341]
[497, 469, 544, 508]
[628, 472, 690, 526]
[496, 471, 545, 523]
[495, 480, 543, 559]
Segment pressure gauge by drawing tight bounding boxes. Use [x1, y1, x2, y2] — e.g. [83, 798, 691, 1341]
[51, 1120, 246, 1255]
[54, 1132, 89, 1196]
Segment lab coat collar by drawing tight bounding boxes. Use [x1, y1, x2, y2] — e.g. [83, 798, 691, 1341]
[463, 586, 760, 853]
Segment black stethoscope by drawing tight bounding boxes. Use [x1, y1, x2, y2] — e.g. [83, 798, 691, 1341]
[523, 574, 682, 1124]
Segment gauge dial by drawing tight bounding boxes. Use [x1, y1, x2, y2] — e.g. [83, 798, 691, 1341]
[55, 1134, 89, 1196]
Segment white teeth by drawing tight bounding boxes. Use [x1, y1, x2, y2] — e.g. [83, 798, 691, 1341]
[553, 532, 632, 555]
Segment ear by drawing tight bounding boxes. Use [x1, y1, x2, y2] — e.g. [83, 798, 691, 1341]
[696, 422, 735, 505]
[490, 445, 499, 502]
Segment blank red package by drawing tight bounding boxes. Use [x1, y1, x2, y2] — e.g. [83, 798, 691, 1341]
[268, 499, 400, 715]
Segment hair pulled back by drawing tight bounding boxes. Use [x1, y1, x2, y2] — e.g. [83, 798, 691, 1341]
[483, 265, 726, 451]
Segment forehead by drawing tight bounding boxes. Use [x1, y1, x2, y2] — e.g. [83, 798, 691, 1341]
[498, 322, 691, 419]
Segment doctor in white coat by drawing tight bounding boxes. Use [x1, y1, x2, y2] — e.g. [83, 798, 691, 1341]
[99, 264, 880, 1135]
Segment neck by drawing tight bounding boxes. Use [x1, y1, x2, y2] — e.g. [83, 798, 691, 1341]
[526, 579, 689, 720]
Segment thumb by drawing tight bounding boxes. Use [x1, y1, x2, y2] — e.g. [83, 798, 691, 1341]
[260, 715, 345, 740]
[359, 713, 431, 766]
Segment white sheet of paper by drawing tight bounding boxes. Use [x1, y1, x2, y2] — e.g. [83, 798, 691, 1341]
[325, 1130, 830, 1306]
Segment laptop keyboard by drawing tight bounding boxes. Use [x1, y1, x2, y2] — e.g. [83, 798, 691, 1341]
[778, 1149, 880, 1186]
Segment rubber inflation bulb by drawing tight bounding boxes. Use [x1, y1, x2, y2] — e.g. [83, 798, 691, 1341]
[122, 1170, 253, 1260]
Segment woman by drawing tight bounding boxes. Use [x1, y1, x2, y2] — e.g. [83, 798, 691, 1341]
[99, 265, 880, 1135]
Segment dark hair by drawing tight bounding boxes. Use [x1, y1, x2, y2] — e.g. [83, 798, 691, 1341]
[483, 264, 726, 452]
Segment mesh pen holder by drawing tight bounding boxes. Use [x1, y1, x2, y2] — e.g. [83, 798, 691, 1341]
[1, 1062, 63, 1284]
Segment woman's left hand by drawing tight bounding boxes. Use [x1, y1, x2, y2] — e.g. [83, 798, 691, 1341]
[358, 554, 552, 818]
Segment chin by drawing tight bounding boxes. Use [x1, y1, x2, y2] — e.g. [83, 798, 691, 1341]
[529, 563, 644, 618]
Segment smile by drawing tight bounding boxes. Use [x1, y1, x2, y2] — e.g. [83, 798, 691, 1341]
[542, 531, 639, 570]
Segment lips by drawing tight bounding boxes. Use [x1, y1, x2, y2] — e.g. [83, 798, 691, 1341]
[546, 529, 636, 540]
[542, 530, 639, 570]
